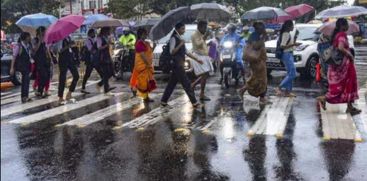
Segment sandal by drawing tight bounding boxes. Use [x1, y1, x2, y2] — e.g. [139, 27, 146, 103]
[316, 96, 327, 110]
[285, 92, 297, 98]
[274, 87, 283, 97]
[193, 102, 202, 108]
[346, 107, 362, 115]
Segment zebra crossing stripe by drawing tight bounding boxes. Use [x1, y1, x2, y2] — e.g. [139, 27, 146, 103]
[1, 81, 98, 105]
[1, 93, 83, 118]
[8, 92, 124, 125]
[113, 95, 189, 130]
[57, 93, 162, 127]
[320, 103, 363, 142]
[1, 81, 59, 100]
[247, 97, 293, 137]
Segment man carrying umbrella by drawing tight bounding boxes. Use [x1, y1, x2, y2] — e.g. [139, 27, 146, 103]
[161, 23, 203, 108]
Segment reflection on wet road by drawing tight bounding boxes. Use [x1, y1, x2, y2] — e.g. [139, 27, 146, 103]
[1, 47, 367, 181]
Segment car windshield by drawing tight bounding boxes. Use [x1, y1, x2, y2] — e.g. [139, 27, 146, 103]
[158, 29, 196, 44]
[296, 26, 318, 40]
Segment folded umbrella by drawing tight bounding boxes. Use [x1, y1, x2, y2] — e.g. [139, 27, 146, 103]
[316, 5, 367, 19]
[149, 6, 191, 41]
[83, 14, 110, 25]
[242, 6, 292, 22]
[317, 20, 360, 36]
[285, 4, 314, 19]
[91, 19, 129, 28]
[16, 13, 58, 35]
[190, 2, 231, 22]
[44, 15, 85, 44]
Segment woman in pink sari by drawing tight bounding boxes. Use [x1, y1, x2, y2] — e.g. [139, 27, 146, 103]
[317, 18, 361, 115]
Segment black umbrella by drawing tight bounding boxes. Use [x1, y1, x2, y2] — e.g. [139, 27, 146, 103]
[149, 7, 191, 41]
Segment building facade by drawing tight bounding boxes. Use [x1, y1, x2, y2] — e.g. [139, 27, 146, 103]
[62, 0, 109, 16]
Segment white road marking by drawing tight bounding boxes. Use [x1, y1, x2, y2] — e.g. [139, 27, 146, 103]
[321, 103, 363, 142]
[1, 93, 84, 118]
[1, 81, 97, 105]
[8, 92, 124, 125]
[113, 95, 189, 129]
[57, 93, 162, 127]
[247, 96, 293, 137]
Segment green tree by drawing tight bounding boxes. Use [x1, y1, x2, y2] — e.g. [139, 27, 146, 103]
[1, 0, 61, 33]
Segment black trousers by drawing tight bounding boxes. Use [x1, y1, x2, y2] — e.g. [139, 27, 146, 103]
[129, 50, 135, 72]
[161, 64, 197, 104]
[100, 62, 113, 93]
[21, 70, 30, 99]
[82, 61, 103, 89]
[58, 61, 80, 98]
[37, 66, 50, 94]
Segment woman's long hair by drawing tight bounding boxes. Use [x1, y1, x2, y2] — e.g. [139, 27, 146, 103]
[137, 28, 147, 40]
[36, 26, 46, 37]
[18, 32, 31, 43]
[331, 18, 348, 42]
[280, 20, 293, 35]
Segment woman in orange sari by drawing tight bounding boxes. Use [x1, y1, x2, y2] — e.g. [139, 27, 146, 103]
[130, 28, 156, 102]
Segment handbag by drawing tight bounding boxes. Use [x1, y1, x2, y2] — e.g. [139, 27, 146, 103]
[323, 46, 343, 65]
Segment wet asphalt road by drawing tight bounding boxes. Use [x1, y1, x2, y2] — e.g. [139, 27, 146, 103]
[1, 47, 367, 181]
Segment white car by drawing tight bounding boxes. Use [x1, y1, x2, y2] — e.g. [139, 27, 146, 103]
[152, 24, 200, 73]
[265, 24, 355, 78]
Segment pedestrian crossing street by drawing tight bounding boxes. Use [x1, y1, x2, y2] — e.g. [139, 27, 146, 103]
[1, 78, 366, 143]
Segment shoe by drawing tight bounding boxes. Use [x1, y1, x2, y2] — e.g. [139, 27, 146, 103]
[44, 92, 51, 97]
[105, 92, 114, 96]
[161, 102, 172, 109]
[81, 89, 90, 94]
[200, 96, 211, 101]
[144, 98, 154, 103]
[285, 92, 297, 98]
[59, 98, 66, 105]
[21, 97, 32, 103]
[193, 102, 202, 108]
[35, 91, 42, 97]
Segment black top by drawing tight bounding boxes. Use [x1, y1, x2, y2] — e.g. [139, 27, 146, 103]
[15, 43, 31, 72]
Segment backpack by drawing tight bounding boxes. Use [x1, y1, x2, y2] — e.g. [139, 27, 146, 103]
[275, 33, 291, 59]
[159, 41, 173, 70]
[80, 39, 95, 62]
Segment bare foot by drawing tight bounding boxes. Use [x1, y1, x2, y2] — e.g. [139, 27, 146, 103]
[316, 96, 327, 110]
[274, 87, 283, 96]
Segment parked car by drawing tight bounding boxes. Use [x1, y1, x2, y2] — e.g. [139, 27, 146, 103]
[153, 24, 200, 73]
[265, 24, 355, 79]
[1, 47, 21, 85]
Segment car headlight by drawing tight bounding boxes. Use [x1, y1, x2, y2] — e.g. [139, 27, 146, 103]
[223, 41, 233, 48]
[294, 55, 302, 62]
[295, 44, 309, 51]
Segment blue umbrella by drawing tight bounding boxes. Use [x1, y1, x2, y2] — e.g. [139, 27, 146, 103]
[16, 13, 57, 34]
[83, 14, 110, 25]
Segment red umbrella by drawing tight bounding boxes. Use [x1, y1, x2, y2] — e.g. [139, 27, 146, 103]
[44, 15, 85, 44]
[285, 4, 314, 19]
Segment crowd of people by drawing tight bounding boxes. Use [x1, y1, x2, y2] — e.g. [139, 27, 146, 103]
[9, 18, 362, 115]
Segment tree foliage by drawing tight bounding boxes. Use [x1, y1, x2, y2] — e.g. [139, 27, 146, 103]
[108, 0, 346, 20]
[1, 0, 61, 33]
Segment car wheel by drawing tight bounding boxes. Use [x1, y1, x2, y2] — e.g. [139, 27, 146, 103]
[11, 71, 22, 86]
[303, 55, 319, 79]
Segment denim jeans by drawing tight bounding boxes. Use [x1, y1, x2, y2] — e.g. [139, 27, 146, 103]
[279, 52, 296, 91]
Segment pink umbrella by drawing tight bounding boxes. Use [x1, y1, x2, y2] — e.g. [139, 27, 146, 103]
[44, 15, 85, 44]
[318, 20, 360, 36]
[285, 4, 314, 19]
